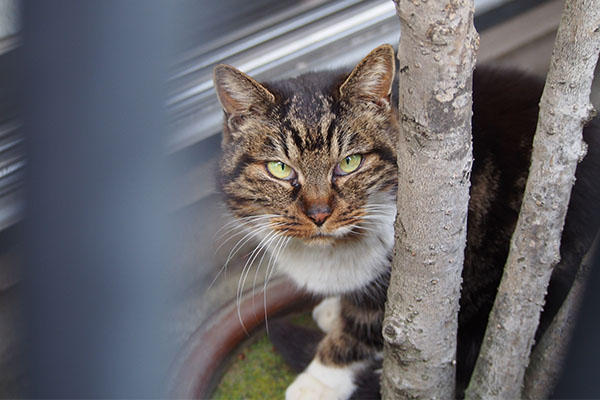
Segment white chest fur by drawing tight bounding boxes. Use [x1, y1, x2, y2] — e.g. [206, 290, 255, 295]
[276, 204, 395, 295]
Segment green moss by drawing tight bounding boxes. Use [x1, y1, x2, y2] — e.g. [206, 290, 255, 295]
[212, 334, 294, 399]
[212, 312, 316, 399]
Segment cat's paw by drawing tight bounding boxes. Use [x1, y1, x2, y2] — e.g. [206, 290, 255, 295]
[285, 371, 339, 400]
[312, 297, 341, 333]
[285, 360, 356, 400]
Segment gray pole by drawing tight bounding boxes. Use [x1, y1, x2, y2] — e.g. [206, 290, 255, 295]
[22, 1, 178, 397]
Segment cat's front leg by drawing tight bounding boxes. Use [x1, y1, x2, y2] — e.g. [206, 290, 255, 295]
[286, 297, 383, 400]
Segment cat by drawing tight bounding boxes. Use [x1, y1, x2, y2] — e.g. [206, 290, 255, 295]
[213, 44, 600, 399]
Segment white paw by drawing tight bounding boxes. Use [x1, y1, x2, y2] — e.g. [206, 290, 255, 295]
[312, 297, 341, 333]
[285, 359, 357, 400]
[285, 371, 339, 400]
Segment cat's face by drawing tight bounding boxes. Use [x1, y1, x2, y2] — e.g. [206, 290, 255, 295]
[214, 45, 399, 247]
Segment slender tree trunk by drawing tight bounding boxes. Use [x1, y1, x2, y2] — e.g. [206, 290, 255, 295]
[382, 1, 478, 398]
[465, 1, 600, 398]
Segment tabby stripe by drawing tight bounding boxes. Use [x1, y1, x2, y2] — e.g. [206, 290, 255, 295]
[282, 120, 304, 151]
[290, 184, 301, 201]
[276, 130, 290, 158]
[365, 171, 388, 189]
[340, 313, 383, 348]
[336, 216, 360, 223]
[227, 154, 256, 182]
[381, 178, 398, 190]
[346, 132, 359, 149]
[326, 120, 337, 151]
[280, 222, 300, 226]
[372, 145, 396, 165]
[336, 128, 345, 156]
[224, 193, 268, 205]
[370, 165, 385, 175]
[318, 334, 373, 365]
[306, 134, 325, 151]
[331, 180, 344, 197]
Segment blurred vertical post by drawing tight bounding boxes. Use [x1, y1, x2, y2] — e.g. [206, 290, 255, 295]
[22, 1, 177, 397]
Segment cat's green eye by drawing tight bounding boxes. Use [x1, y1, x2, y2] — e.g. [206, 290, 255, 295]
[336, 154, 363, 175]
[266, 161, 294, 180]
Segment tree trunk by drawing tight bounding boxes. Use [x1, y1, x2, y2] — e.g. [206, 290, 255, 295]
[382, 1, 478, 398]
[465, 1, 600, 398]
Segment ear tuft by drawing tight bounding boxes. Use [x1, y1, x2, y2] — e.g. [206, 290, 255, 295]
[213, 65, 275, 115]
[339, 44, 395, 105]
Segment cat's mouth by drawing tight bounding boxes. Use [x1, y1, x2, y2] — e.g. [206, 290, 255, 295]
[267, 213, 373, 245]
[302, 226, 364, 246]
[303, 234, 341, 247]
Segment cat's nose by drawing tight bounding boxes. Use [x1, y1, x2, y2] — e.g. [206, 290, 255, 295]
[306, 204, 332, 226]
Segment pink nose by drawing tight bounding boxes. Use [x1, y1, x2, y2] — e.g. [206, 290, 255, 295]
[306, 204, 332, 226]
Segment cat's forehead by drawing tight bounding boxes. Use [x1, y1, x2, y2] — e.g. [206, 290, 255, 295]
[258, 71, 348, 157]
[283, 92, 332, 126]
[234, 69, 394, 166]
[266, 71, 345, 125]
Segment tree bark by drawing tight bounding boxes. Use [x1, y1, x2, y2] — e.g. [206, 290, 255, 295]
[382, 1, 478, 399]
[465, 1, 600, 398]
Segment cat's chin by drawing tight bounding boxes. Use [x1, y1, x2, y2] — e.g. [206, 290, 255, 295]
[302, 234, 342, 247]
[300, 231, 362, 247]
[302, 235, 336, 247]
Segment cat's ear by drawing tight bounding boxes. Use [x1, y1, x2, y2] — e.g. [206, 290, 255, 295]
[213, 64, 275, 116]
[339, 44, 395, 106]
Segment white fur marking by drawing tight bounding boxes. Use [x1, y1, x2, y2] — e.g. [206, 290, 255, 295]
[285, 359, 363, 400]
[312, 297, 341, 333]
[276, 193, 396, 295]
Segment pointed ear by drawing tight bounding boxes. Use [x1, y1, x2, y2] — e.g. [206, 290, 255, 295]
[339, 45, 395, 105]
[213, 64, 275, 115]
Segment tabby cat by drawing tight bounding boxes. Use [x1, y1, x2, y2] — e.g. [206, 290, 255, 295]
[213, 45, 600, 399]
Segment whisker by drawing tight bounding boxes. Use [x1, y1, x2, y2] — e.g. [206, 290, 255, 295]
[346, 224, 378, 234]
[214, 213, 275, 232]
[226, 222, 284, 269]
[214, 214, 278, 240]
[214, 221, 284, 255]
[362, 210, 396, 216]
[361, 209, 395, 214]
[261, 235, 284, 336]
[359, 215, 395, 222]
[237, 229, 281, 333]
[250, 232, 279, 313]
[266, 235, 291, 286]
[208, 222, 283, 291]
[263, 233, 290, 335]
[360, 212, 396, 218]
[214, 222, 258, 245]
[238, 229, 278, 302]
[247, 230, 283, 319]
[214, 217, 280, 249]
